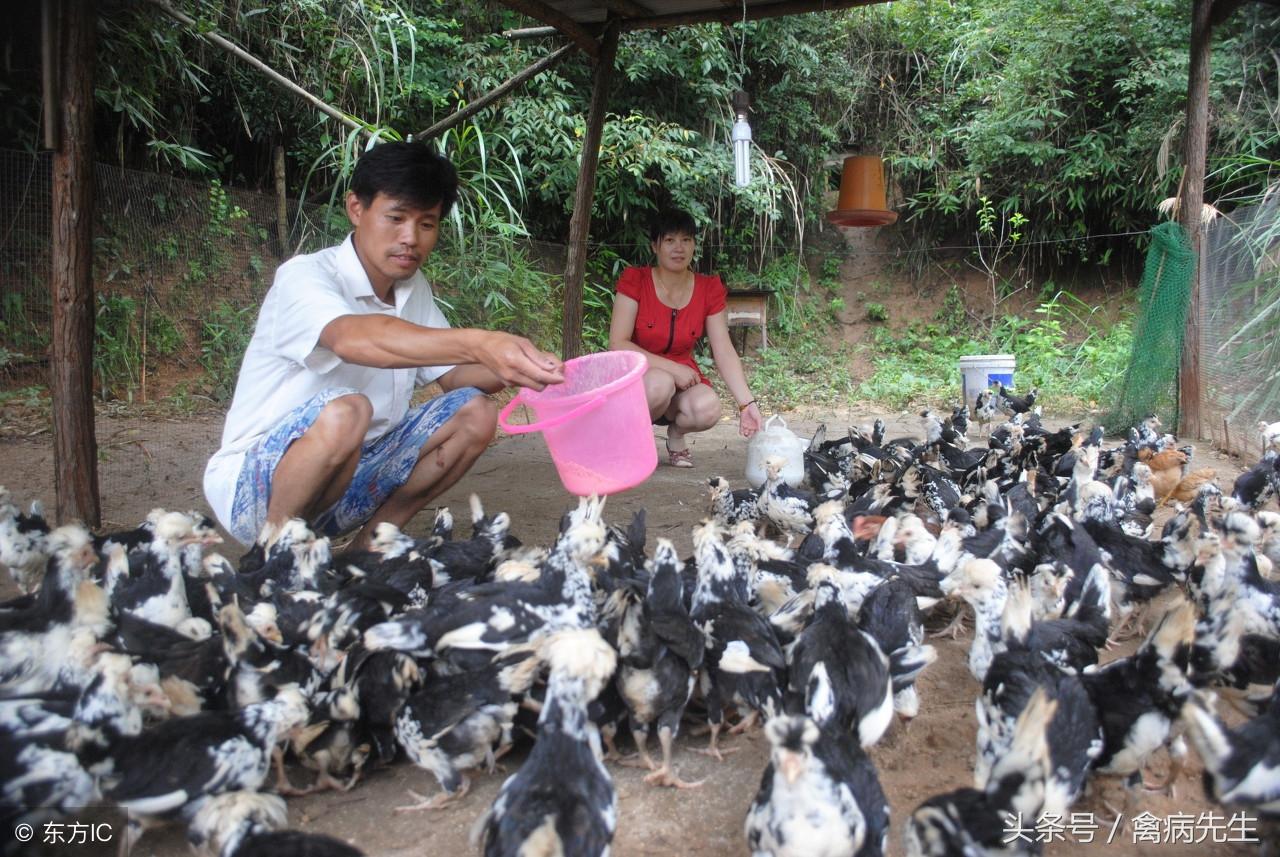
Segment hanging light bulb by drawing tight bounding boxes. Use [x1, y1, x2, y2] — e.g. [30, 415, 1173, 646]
[731, 90, 752, 187]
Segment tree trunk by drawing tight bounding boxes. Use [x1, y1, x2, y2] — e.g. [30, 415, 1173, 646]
[50, 0, 100, 526]
[274, 143, 289, 257]
[560, 23, 619, 360]
[1177, 0, 1214, 439]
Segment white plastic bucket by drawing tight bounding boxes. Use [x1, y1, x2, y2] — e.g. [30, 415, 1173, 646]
[958, 354, 1016, 404]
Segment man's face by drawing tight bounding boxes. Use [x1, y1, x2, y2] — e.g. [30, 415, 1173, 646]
[346, 192, 443, 293]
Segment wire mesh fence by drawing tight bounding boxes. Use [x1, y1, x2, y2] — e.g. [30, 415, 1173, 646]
[0, 147, 354, 400]
[0, 148, 354, 512]
[1199, 191, 1280, 459]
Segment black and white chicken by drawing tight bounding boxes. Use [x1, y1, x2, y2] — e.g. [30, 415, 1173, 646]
[905, 689, 1056, 857]
[1, 525, 110, 695]
[708, 476, 762, 528]
[973, 390, 1000, 438]
[101, 685, 311, 849]
[187, 790, 364, 857]
[393, 646, 539, 811]
[690, 521, 786, 757]
[995, 382, 1038, 417]
[1081, 598, 1198, 795]
[746, 715, 890, 857]
[614, 538, 705, 788]
[474, 628, 618, 857]
[363, 497, 607, 670]
[0, 487, 51, 593]
[977, 643, 1102, 819]
[786, 581, 894, 749]
[758, 455, 845, 538]
[1182, 685, 1280, 815]
[101, 510, 207, 630]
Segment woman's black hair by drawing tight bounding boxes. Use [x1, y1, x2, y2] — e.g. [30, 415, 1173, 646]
[648, 208, 698, 243]
[350, 141, 459, 215]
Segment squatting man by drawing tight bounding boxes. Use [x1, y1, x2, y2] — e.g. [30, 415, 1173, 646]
[203, 141, 564, 548]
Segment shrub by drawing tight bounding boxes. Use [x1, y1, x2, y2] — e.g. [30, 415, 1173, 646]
[200, 301, 258, 403]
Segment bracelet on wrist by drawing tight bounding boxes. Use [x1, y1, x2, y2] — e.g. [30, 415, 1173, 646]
[738, 399, 756, 413]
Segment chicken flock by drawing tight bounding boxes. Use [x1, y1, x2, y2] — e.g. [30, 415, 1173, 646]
[3, 397, 1280, 857]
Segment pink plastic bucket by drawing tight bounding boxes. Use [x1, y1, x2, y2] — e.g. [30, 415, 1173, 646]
[498, 351, 657, 496]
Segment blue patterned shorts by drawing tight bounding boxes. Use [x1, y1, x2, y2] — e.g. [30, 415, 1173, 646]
[227, 386, 483, 544]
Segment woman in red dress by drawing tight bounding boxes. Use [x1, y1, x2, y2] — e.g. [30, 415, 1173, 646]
[608, 209, 762, 467]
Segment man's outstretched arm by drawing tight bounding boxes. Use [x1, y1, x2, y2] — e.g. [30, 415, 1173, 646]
[318, 314, 563, 390]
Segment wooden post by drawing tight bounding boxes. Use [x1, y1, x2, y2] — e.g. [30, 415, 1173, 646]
[560, 23, 619, 360]
[50, 0, 100, 527]
[1177, 0, 1213, 440]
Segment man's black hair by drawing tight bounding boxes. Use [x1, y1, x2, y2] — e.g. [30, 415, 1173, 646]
[350, 141, 459, 215]
[648, 208, 698, 243]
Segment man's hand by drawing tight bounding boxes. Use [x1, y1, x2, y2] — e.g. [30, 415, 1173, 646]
[476, 332, 564, 390]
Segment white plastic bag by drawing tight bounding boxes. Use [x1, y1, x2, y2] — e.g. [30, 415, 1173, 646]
[745, 414, 805, 488]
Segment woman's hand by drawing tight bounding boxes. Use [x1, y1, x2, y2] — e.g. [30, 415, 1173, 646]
[671, 364, 701, 390]
[738, 401, 762, 437]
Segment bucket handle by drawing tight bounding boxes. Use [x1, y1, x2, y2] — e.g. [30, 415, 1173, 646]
[764, 414, 787, 432]
[498, 393, 609, 435]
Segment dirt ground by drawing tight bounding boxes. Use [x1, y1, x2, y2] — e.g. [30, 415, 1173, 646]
[0, 402, 1264, 857]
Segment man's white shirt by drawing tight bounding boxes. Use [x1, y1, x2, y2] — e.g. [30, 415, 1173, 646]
[202, 234, 453, 530]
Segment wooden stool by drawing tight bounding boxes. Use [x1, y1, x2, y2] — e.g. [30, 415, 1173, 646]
[725, 288, 771, 351]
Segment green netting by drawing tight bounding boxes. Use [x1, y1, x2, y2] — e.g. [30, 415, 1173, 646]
[1106, 221, 1195, 433]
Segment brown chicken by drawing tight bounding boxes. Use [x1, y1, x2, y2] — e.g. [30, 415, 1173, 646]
[1157, 468, 1219, 506]
[1136, 447, 1219, 506]
[1137, 447, 1187, 501]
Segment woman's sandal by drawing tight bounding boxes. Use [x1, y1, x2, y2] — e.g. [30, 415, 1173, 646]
[666, 441, 694, 468]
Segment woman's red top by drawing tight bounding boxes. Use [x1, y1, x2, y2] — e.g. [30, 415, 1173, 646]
[615, 266, 727, 384]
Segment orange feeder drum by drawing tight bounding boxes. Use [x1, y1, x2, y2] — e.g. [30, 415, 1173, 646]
[827, 155, 898, 227]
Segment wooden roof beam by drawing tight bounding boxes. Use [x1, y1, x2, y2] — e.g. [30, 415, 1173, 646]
[621, 0, 886, 31]
[499, 0, 601, 57]
[503, 25, 563, 39]
[600, 0, 658, 17]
